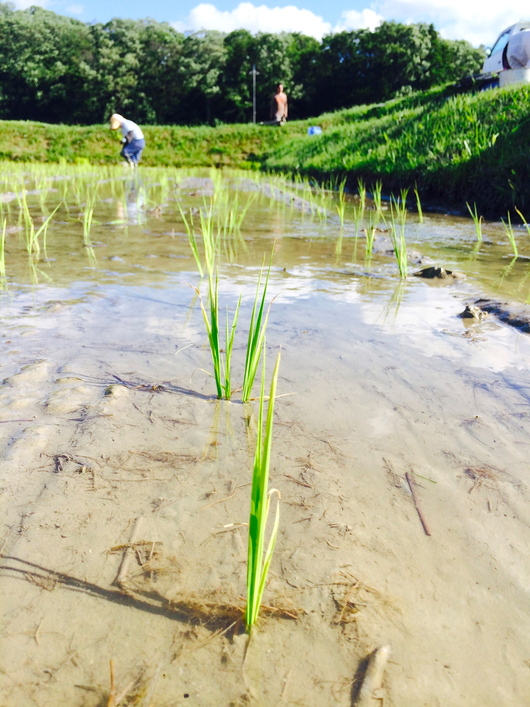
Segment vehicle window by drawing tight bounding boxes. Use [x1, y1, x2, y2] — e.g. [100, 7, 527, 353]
[490, 29, 511, 55]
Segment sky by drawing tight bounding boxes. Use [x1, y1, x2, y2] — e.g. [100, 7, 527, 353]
[11, 0, 530, 48]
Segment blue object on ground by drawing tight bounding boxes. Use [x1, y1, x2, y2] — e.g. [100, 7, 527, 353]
[307, 126, 322, 135]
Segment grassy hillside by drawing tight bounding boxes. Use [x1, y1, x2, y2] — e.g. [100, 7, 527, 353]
[263, 84, 530, 218]
[1, 83, 530, 218]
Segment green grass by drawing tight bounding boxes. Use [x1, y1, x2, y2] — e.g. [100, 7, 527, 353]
[246, 350, 281, 633]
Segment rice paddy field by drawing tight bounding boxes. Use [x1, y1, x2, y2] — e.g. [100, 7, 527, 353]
[1, 164, 530, 706]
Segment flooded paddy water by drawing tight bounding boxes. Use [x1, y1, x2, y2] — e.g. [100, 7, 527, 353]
[1, 165, 530, 706]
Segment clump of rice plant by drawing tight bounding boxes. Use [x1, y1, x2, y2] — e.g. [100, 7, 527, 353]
[246, 351, 281, 633]
[179, 195, 224, 277]
[178, 203, 203, 276]
[364, 218, 376, 266]
[388, 192, 408, 278]
[515, 207, 530, 238]
[502, 212, 518, 257]
[193, 272, 241, 400]
[414, 186, 423, 223]
[242, 258, 273, 402]
[22, 200, 60, 260]
[372, 180, 384, 221]
[199, 199, 221, 275]
[357, 179, 366, 212]
[353, 179, 367, 236]
[334, 177, 347, 228]
[81, 186, 99, 247]
[220, 192, 256, 239]
[466, 202, 483, 243]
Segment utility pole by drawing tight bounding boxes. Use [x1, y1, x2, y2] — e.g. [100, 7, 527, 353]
[250, 64, 259, 123]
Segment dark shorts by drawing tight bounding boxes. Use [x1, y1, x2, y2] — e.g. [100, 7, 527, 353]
[121, 138, 145, 165]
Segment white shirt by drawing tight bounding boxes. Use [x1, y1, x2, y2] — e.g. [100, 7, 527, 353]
[121, 119, 144, 140]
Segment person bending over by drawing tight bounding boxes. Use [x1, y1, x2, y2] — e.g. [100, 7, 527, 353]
[109, 114, 145, 167]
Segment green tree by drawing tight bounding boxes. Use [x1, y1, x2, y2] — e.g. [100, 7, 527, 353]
[286, 33, 321, 119]
[0, 8, 489, 126]
[316, 31, 366, 113]
[220, 29, 255, 123]
[0, 5, 95, 122]
[362, 22, 435, 99]
[178, 31, 227, 124]
[436, 38, 486, 83]
[136, 22, 185, 124]
[89, 19, 147, 122]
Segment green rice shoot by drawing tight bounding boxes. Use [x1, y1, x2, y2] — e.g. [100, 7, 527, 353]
[246, 350, 281, 632]
[242, 256, 273, 402]
[502, 212, 518, 258]
[194, 271, 241, 400]
[466, 202, 483, 243]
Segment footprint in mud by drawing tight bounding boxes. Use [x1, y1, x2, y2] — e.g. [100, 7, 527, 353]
[4, 424, 58, 462]
[45, 384, 95, 415]
[1, 360, 54, 411]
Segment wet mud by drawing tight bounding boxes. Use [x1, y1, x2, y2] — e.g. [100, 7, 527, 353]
[470, 298, 530, 333]
[1, 169, 530, 706]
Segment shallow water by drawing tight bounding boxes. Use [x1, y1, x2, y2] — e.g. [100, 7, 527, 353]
[1, 167, 530, 706]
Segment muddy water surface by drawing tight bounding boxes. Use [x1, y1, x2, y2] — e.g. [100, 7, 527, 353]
[1, 168, 530, 706]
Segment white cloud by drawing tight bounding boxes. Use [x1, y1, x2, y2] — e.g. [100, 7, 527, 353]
[375, 0, 527, 45]
[171, 0, 524, 47]
[66, 4, 84, 14]
[12, 0, 48, 8]
[172, 2, 332, 38]
[334, 9, 383, 33]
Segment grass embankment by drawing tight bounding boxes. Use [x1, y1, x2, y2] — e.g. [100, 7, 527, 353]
[0, 120, 294, 170]
[2, 83, 530, 217]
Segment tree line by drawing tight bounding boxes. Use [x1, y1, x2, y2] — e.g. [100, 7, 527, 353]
[0, 3, 486, 126]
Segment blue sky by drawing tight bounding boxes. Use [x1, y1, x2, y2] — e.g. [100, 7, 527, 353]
[14, 0, 527, 47]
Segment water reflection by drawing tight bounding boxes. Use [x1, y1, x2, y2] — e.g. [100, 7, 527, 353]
[116, 176, 147, 225]
[1, 165, 529, 315]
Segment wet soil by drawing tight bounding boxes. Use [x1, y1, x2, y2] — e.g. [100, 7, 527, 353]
[1, 170, 530, 706]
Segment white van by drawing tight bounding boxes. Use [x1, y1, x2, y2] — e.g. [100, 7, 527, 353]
[483, 22, 530, 86]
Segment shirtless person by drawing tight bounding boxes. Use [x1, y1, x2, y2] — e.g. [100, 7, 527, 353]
[270, 83, 288, 125]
